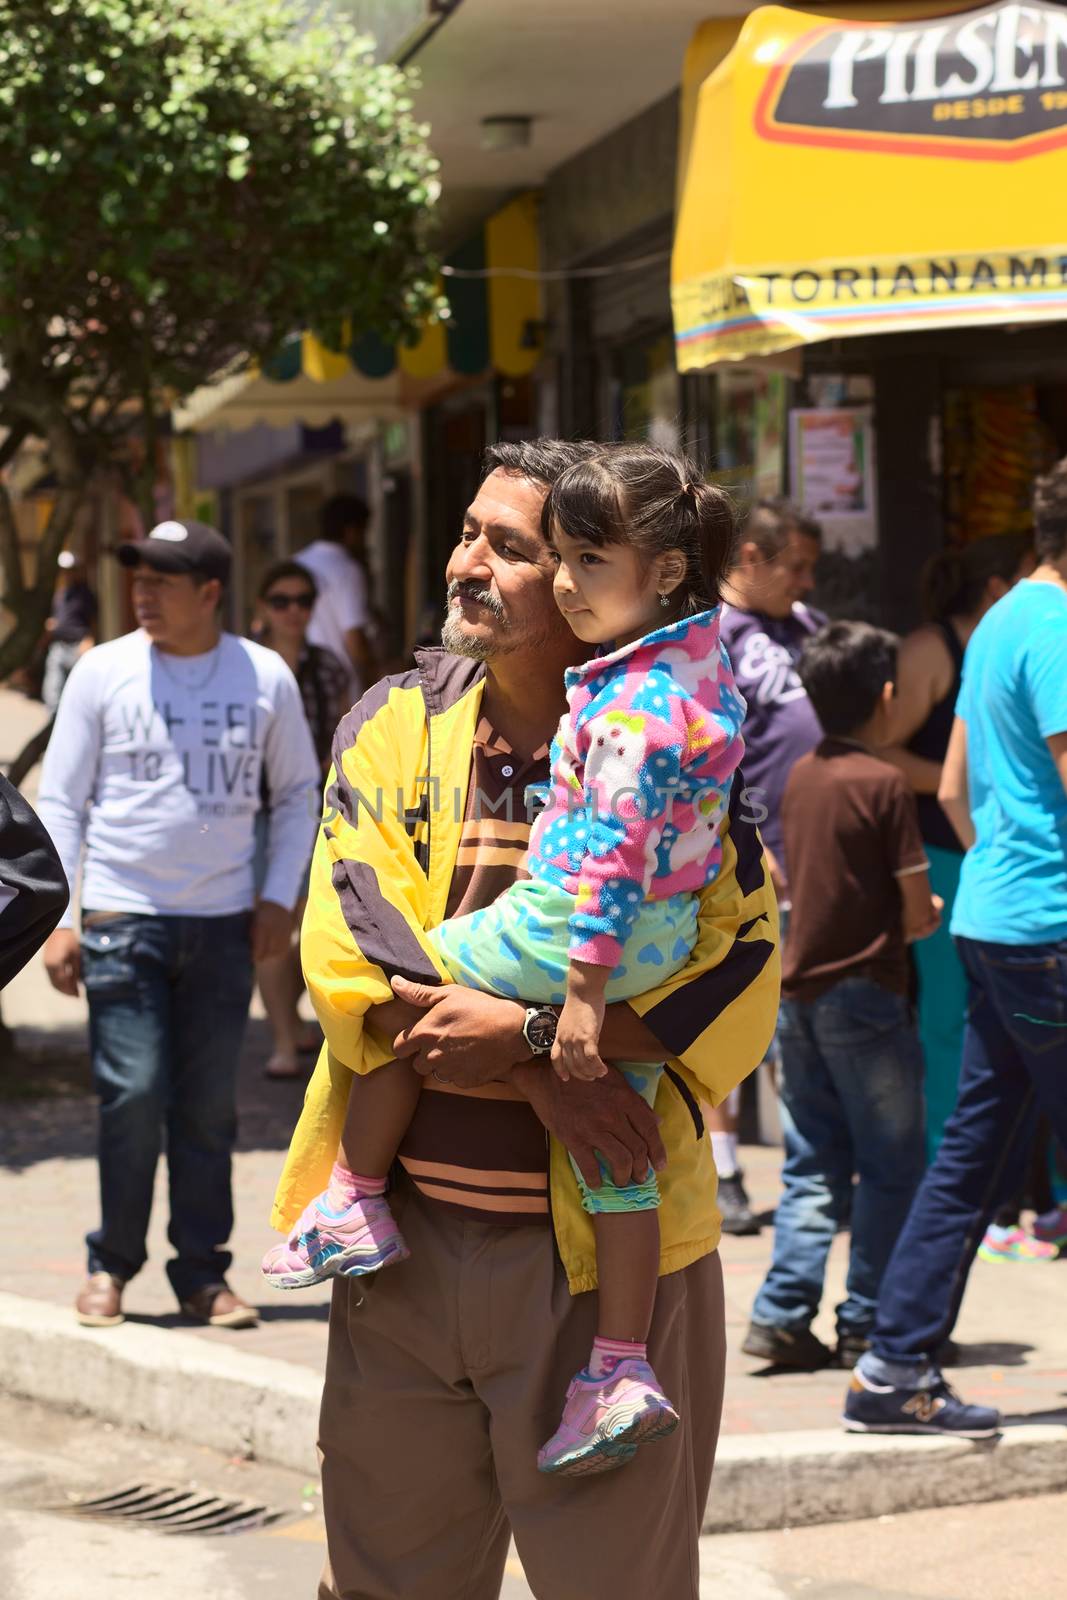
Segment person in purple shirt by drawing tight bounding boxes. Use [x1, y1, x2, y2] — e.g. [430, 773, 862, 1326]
[714, 499, 824, 1234]
[720, 500, 825, 896]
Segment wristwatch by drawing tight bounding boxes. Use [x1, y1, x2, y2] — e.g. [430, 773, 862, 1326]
[522, 1004, 559, 1056]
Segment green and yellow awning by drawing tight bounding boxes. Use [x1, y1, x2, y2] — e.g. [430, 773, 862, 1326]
[176, 193, 543, 432]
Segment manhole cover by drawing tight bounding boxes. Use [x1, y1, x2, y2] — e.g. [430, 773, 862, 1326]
[63, 1481, 289, 1536]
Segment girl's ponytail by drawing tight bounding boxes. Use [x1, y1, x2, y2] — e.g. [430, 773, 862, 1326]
[686, 475, 737, 612]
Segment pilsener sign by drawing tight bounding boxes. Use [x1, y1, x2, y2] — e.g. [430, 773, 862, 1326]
[671, 2, 1067, 366]
[759, 1, 1067, 156]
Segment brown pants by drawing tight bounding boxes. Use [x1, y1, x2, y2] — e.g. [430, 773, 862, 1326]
[318, 1179, 725, 1600]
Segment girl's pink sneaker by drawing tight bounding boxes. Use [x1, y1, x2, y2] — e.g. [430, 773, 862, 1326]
[261, 1192, 410, 1290]
[537, 1358, 679, 1477]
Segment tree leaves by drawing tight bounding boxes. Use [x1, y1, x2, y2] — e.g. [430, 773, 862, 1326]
[0, 0, 440, 439]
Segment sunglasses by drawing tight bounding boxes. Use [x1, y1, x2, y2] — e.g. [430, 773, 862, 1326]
[264, 592, 315, 612]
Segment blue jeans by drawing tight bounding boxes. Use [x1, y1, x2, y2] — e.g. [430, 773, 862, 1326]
[42, 640, 81, 713]
[80, 911, 254, 1301]
[752, 979, 926, 1338]
[867, 936, 1067, 1374]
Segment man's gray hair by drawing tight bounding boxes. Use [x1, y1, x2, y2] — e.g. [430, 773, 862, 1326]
[482, 438, 599, 491]
[441, 438, 599, 661]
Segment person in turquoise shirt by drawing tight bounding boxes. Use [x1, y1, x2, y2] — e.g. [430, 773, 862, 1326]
[881, 533, 1034, 1159]
[844, 460, 1067, 1439]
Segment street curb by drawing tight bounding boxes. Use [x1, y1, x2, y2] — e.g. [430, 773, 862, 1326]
[2, 1293, 1066, 1531]
[0, 1291, 322, 1476]
[704, 1422, 1067, 1533]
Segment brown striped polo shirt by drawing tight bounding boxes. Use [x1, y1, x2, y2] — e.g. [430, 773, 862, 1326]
[397, 717, 554, 1224]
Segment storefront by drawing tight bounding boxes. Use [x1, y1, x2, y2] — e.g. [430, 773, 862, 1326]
[672, 0, 1067, 625]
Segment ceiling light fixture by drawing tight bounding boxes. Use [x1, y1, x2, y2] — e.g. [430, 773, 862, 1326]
[480, 116, 533, 152]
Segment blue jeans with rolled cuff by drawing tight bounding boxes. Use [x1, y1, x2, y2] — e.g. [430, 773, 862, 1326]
[862, 936, 1067, 1386]
[752, 978, 926, 1340]
[80, 911, 254, 1302]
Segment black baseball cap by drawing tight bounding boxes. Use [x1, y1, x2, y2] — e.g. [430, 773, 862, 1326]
[117, 519, 232, 584]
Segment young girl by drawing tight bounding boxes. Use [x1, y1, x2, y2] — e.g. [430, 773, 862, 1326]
[263, 443, 746, 1477]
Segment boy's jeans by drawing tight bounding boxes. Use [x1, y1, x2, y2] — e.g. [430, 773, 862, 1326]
[80, 911, 254, 1302]
[861, 936, 1067, 1387]
[752, 978, 926, 1338]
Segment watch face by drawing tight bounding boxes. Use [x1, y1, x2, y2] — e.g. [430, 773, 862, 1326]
[525, 1009, 557, 1051]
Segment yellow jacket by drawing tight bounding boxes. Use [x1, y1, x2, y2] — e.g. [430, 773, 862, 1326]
[272, 650, 780, 1293]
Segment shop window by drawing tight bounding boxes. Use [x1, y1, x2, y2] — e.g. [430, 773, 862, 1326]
[610, 334, 681, 448]
[237, 493, 278, 634]
[943, 385, 1059, 544]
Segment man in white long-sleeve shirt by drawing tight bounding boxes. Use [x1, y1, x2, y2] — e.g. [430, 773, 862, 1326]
[37, 519, 318, 1331]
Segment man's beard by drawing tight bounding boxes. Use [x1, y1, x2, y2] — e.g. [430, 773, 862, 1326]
[441, 579, 509, 660]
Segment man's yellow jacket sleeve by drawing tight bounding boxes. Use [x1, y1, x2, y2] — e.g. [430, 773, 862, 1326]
[629, 776, 780, 1105]
[300, 682, 449, 1077]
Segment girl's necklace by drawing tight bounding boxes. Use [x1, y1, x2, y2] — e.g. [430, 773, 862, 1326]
[151, 639, 223, 694]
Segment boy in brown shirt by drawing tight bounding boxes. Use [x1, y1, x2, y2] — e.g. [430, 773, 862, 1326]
[744, 622, 941, 1371]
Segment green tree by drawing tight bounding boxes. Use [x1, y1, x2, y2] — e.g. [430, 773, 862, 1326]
[0, 0, 439, 676]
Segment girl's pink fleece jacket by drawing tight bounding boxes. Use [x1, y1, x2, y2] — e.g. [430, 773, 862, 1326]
[526, 606, 747, 966]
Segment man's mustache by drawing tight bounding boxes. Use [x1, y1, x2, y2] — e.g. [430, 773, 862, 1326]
[446, 579, 507, 622]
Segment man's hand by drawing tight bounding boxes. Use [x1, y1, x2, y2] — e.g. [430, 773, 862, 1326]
[513, 1060, 666, 1190]
[390, 974, 527, 1088]
[43, 928, 81, 996]
[365, 994, 423, 1052]
[251, 899, 294, 963]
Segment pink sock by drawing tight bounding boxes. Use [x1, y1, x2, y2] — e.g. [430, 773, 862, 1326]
[326, 1161, 386, 1210]
[588, 1336, 647, 1379]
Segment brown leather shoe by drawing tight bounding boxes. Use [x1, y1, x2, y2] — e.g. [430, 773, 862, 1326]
[75, 1272, 125, 1328]
[180, 1283, 258, 1329]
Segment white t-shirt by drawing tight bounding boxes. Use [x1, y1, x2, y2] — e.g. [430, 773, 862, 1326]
[294, 539, 369, 705]
[36, 631, 319, 928]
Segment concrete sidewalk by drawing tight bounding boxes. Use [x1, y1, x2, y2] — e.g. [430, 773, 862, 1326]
[4, 951, 1066, 1442]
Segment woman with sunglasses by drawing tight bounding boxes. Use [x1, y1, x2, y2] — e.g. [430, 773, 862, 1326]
[255, 561, 351, 1078]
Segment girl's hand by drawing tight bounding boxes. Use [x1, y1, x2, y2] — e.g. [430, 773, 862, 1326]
[552, 990, 608, 1082]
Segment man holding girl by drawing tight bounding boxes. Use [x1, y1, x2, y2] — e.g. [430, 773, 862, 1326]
[270, 439, 780, 1598]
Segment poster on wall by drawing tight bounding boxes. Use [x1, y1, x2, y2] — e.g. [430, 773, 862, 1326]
[789, 406, 876, 556]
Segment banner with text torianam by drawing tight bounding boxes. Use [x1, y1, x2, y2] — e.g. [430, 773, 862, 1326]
[672, 1, 1067, 368]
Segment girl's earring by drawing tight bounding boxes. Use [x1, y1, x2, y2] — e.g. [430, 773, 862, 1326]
[659, 593, 670, 608]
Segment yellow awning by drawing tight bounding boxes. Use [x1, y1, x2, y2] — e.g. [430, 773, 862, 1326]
[173, 361, 423, 434]
[673, 1, 1067, 368]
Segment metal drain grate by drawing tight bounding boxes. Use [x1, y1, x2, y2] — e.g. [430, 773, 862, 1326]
[64, 1482, 289, 1536]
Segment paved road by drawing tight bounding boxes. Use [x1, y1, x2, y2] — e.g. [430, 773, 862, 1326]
[0, 1393, 535, 1600]
[2, 1395, 1064, 1599]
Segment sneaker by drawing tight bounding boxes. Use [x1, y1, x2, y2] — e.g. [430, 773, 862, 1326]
[976, 1224, 1059, 1263]
[537, 1359, 679, 1478]
[717, 1172, 761, 1236]
[741, 1320, 833, 1370]
[1032, 1205, 1067, 1248]
[843, 1369, 1000, 1438]
[835, 1332, 871, 1370]
[261, 1192, 410, 1290]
